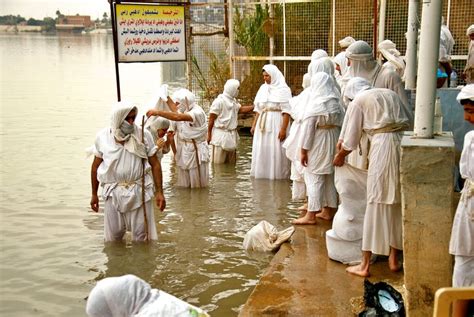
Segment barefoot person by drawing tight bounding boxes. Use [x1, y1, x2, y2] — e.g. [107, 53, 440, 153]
[90, 101, 166, 242]
[207, 79, 254, 164]
[449, 84, 474, 317]
[333, 88, 409, 276]
[293, 72, 344, 225]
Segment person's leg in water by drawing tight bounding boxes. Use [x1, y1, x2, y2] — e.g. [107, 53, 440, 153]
[316, 174, 338, 220]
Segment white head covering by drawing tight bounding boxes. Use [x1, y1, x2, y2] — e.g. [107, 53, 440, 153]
[467, 24, 474, 36]
[439, 21, 455, 62]
[377, 39, 405, 75]
[333, 52, 349, 76]
[86, 275, 152, 317]
[171, 88, 196, 112]
[343, 77, 372, 101]
[339, 36, 356, 49]
[343, 77, 372, 108]
[309, 57, 341, 93]
[302, 73, 311, 89]
[146, 117, 170, 141]
[223, 79, 240, 98]
[345, 40, 380, 85]
[111, 101, 147, 158]
[307, 50, 329, 73]
[300, 72, 343, 121]
[456, 84, 474, 102]
[254, 64, 292, 105]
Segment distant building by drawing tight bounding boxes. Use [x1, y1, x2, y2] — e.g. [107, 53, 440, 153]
[56, 15, 93, 34]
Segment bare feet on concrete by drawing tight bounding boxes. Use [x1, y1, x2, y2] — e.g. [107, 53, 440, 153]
[292, 212, 317, 225]
[316, 207, 334, 220]
[346, 264, 370, 277]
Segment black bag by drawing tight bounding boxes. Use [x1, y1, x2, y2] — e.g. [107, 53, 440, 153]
[359, 279, 405, 317]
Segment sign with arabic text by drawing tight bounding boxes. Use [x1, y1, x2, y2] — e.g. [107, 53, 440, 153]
[115, 3, 186, 62]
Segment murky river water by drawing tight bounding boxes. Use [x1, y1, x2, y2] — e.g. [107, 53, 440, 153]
[0, 33, 298, 316]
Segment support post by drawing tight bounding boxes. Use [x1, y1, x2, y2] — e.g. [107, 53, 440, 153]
[228, 0, 235, 78]
[378, 0, 387, 46]
[110, 0, 121, 101]
[413, 0, 442, 139]
[405, 0, 419, 89]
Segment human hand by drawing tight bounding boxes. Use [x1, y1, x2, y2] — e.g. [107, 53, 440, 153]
[156, 138, 166, 149]
[300, 149, 308, 167]
[336, 140, 343, 151]
[90, 195, 99, 212]
[146, 109, 159, 117]
[278, 129, 287, 141]
[250, 126, 255, 135]
[333, 152, 345, 167]
[155, 192, 166, 211]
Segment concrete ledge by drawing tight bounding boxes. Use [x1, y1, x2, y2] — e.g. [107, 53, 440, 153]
[239, 221, 403, 317]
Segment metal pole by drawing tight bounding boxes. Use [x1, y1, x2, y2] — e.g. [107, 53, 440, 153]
[269, 0, 274, 64]
[413, 0, 443, 138]
[446, 0, 451, 27]
[332, 0, 336, 56]
[228, 0, 235, 77]
[283, 0, 287, 77]
[373, 0, 378, 58]
[110, 0, 121, 101]
[378, 0, 387, 45]
[405, 0, 418, 89]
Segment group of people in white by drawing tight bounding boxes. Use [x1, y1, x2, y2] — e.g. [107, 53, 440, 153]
[88, 32, 473, 316]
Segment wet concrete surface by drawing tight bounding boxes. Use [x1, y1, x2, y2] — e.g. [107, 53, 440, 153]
[239, 219, 404, 317]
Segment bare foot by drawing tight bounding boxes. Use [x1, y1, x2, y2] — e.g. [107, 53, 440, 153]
[346, 264, 370, 277]
[388, 255, 402, 272]
[298, 210, 307, 218]
[316, 208, 333, 220]
[292, 214, 317, 225]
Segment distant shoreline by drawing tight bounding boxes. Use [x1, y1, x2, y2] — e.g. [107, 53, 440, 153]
[0, 25, 113, 34]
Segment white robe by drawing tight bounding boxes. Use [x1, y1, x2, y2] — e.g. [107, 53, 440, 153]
[209, 94, 241, 163]
[94, 127, 158, 241]
[175, 105, 210, 188]
[450, 130, 474, 257]
[341, 89, 408, 255]
[250, 101, 291, 179]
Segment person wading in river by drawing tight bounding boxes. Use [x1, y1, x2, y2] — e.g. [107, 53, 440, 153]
[147, 88, 209, 188]
[90, 101, 166, 242]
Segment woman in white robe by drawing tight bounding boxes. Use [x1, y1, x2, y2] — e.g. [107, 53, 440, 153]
[449, 84, 474, 316]
[333, 88, 409, 277]
[293, 72, 344, 224]
[86, 274, 209, 317]
[147, 89, 209, 188]
[250, 64, 292, 179]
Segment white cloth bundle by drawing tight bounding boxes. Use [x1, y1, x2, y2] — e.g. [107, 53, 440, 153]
[243, 220, 295, 252]
[86, 274, 209, 317]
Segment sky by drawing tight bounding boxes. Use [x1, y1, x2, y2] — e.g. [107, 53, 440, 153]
[1, 0, 111, 20]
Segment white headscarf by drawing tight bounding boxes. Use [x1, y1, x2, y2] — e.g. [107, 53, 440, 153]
[300, 72, 343, 121]
[309, 57, 341, 93]
[302, 73, 311, 89]
[345, 40, 381, 86]
[343, 77, 372, 108]
[307, 49, 329, 73]
[215, 79, 240, 113]
[146, 117, 170, 142]
[439, 20, 455, 62]
[377, 40, 405, 75]
[333, 52, 349, 76]
[254, 64, 292, 105]
[111, 101, 147, 158]
[171, 88, 196, 112]
[339, 36, 356, 49]
[467, 24, 474, 36]
[86, 275, 152, 317]
[456, 84, 474, 102]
